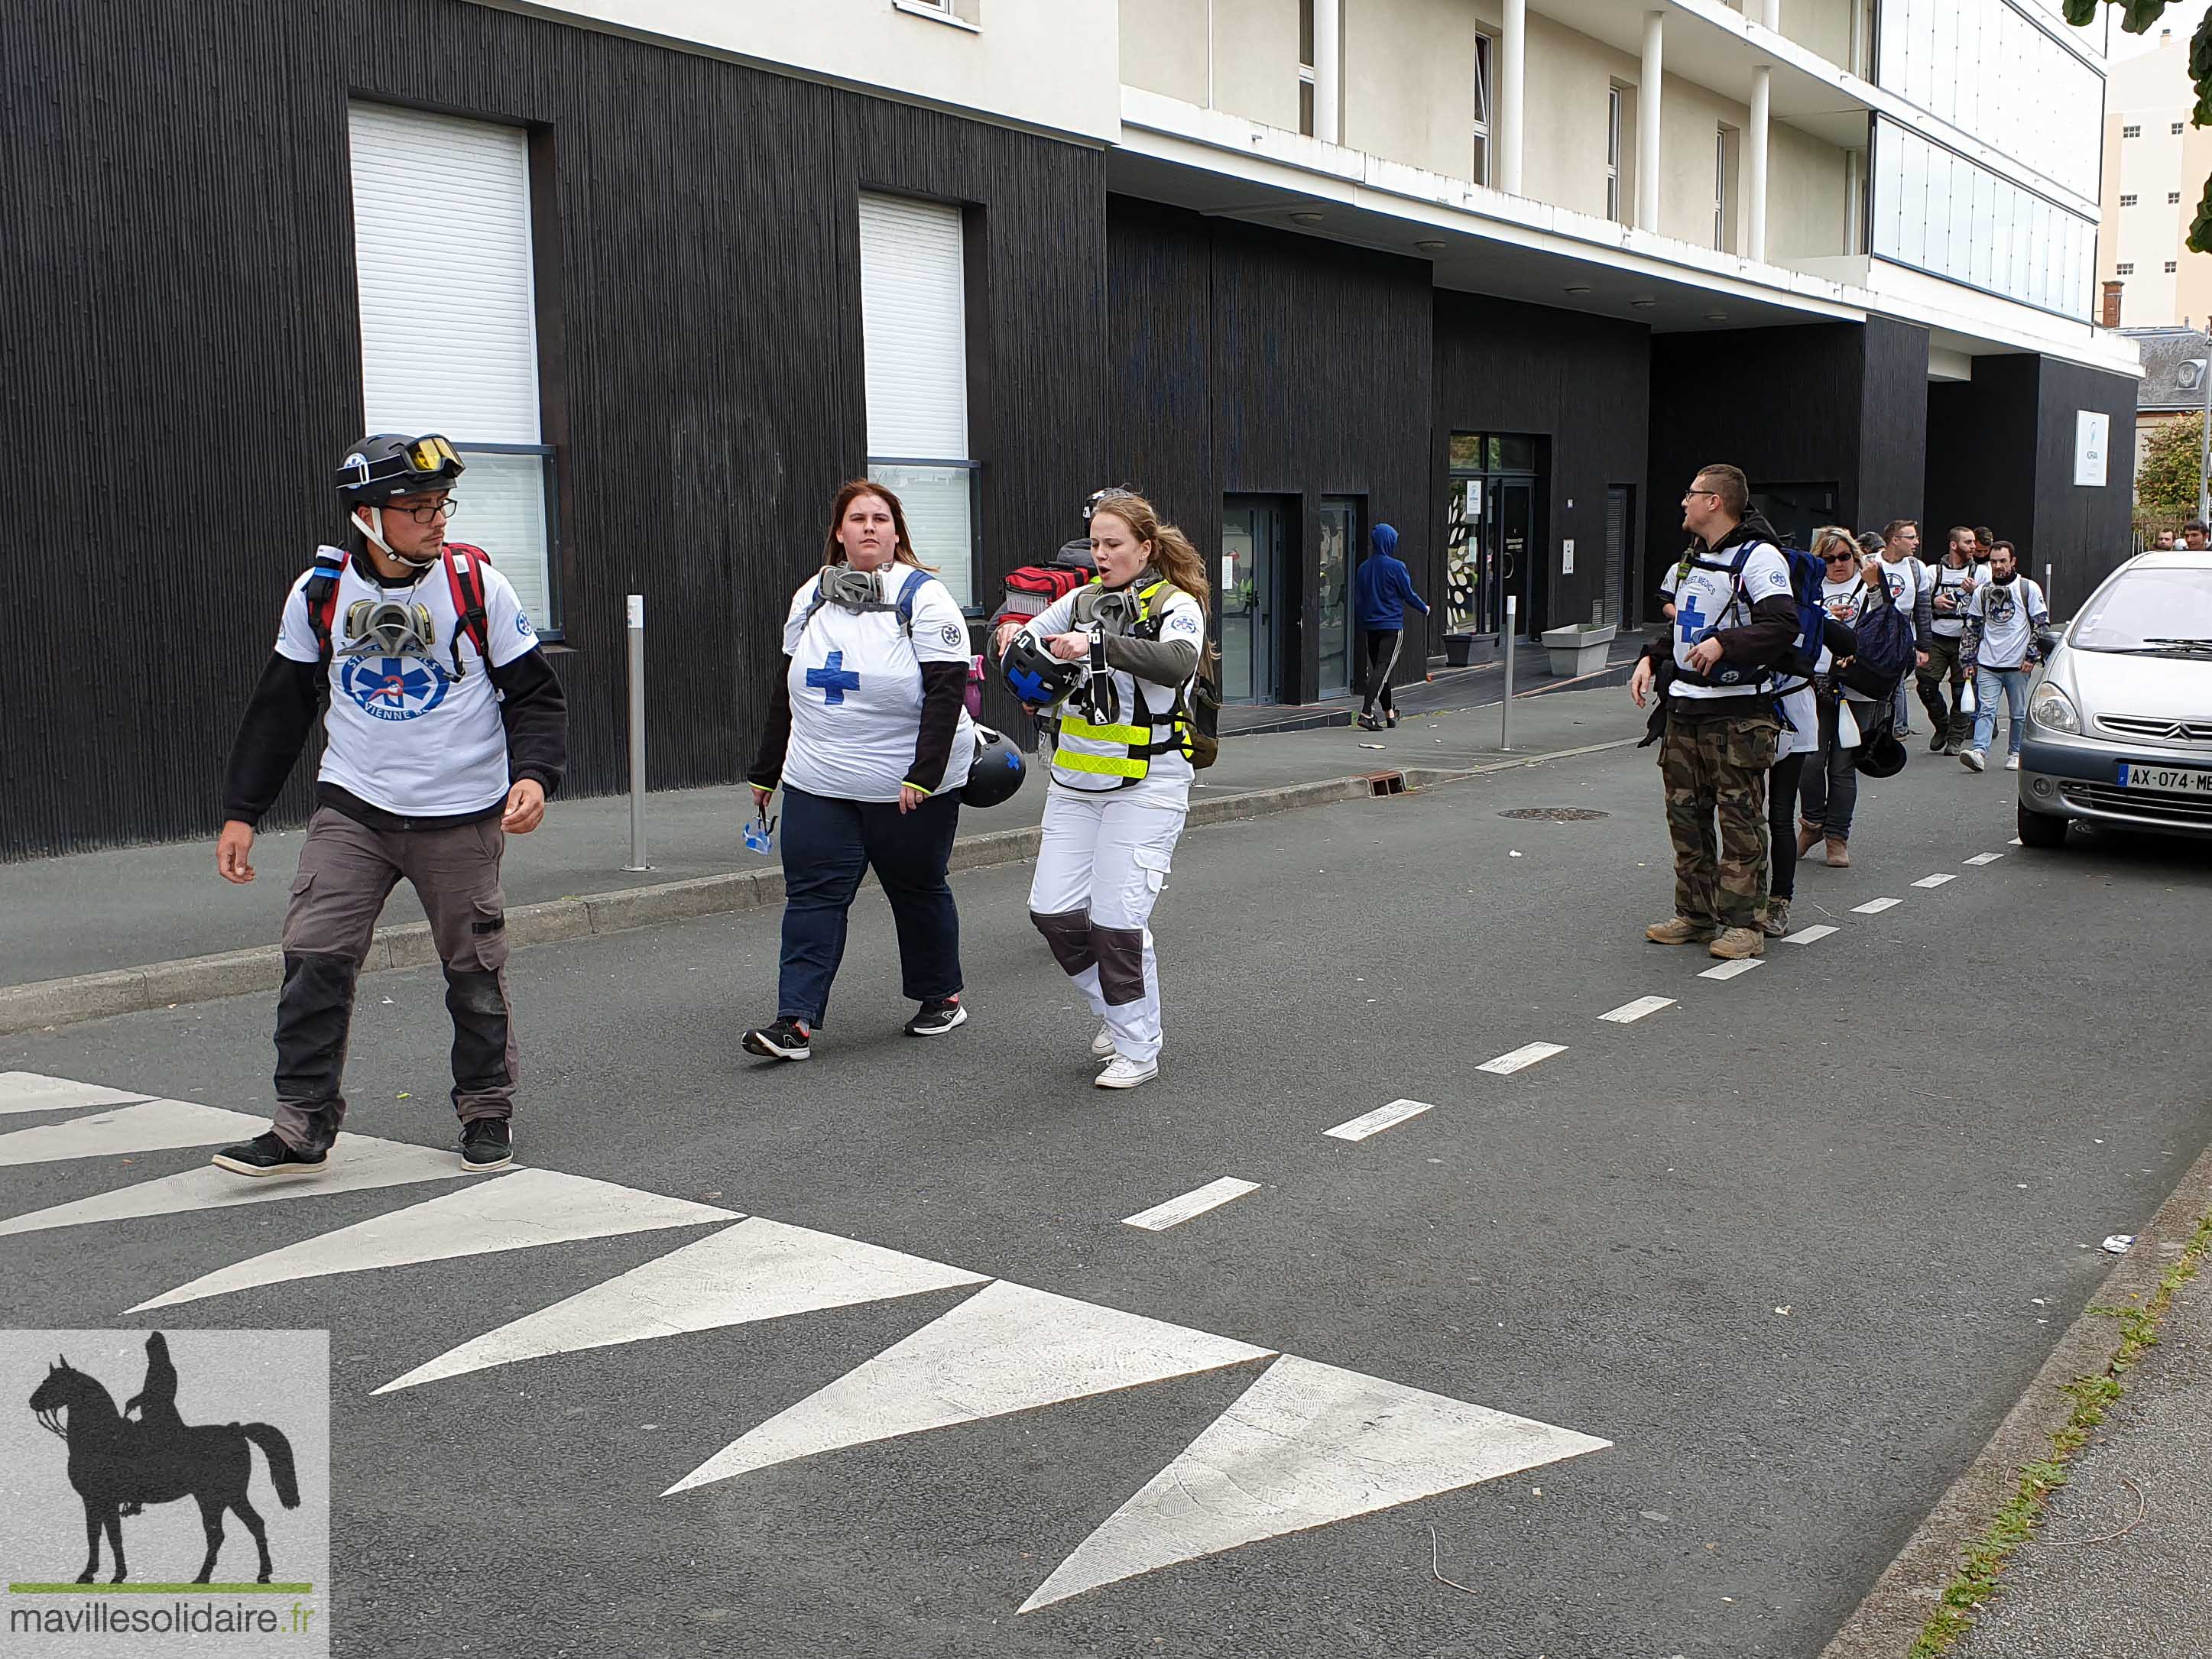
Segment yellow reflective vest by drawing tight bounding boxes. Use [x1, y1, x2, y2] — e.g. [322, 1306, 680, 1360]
[1050, 578, 1196, 789]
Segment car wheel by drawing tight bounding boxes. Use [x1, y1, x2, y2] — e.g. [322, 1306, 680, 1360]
[2016, 800, 2068, 849]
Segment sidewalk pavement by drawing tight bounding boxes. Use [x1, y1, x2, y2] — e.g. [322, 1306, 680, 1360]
[0, 679, 1647, 1019]
[1948, 1210, 2212, 1659]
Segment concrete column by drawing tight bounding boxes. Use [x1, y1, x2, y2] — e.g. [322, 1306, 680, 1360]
[1760, 0, 1779, 28]
[1498, 0, 1526, 194]
[1314, 0, 1341, 143]
[1747, 64, 1770, 261]
[1636, 11, 1663, 232]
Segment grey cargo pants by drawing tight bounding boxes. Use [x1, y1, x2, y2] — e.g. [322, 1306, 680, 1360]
[271, 808, 517, 1155]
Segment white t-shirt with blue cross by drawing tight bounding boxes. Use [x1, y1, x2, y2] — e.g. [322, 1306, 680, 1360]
[1665, 540, 1793, 702]
[780, 569, 977, 803]
[274, 546, 537, 818]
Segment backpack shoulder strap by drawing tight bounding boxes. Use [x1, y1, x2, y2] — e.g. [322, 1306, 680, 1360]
[442, 543, 492, 674]
[304, 546, 349, 663]
[893, 565, 934, 637]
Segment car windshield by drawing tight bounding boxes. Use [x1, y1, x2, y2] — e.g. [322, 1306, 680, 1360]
[2071, 569, 2212, 652]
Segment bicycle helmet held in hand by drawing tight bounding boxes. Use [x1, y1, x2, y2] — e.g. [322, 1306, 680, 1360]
[1002, 631, 1082, 708]
[960, 727, 1028, 808]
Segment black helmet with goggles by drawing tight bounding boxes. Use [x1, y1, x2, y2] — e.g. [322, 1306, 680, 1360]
[336, 433, 465, 509]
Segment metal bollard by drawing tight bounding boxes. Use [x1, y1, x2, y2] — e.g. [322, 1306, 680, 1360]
[1500, 595, 1517, 753]
[2044, 563, 2054, 616]
[624, 594, 651, 871]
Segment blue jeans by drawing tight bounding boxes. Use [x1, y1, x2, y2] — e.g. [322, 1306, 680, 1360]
[1971, 666, 2031, 757]
[777, 786, 963, 1026]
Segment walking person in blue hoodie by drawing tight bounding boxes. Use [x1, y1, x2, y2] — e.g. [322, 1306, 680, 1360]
[1354, 523, 1429, 731]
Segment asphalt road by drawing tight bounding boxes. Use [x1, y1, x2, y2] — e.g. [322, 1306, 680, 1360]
[4, 733, 2208, 1658]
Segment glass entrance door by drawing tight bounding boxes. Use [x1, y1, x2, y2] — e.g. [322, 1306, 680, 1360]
[1497, 478, 1535, 634]
[1221, 495, 1289, 704]
[1445, 433, 1542, 638]
[1316, 497, 1357, 699]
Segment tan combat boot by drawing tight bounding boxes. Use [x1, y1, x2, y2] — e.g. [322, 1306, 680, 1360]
[1646, 916, 1714, 945]
[1708, 926, 1766, 960]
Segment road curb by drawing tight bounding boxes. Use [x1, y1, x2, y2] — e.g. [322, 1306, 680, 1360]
[1818, 1136, 2212, 1659]
[0, 736, 1632, 1038]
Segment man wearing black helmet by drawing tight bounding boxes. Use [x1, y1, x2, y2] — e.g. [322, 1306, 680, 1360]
[210, 434, 567, 1178]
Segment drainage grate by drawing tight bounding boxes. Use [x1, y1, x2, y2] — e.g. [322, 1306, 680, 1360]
[1498, 807, 1610, 821]
[1366, 773, 1407, 797]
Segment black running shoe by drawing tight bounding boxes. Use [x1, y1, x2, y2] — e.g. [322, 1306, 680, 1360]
[211, 1131, 329, 1179]
[1928, 728, 1948, 753]
[905, 996, 968, 1036]
[459, 1118, 514, 1172]
[743, 1016, 813, 1061]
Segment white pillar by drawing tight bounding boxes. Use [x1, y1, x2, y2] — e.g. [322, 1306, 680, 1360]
[1636, 11, 1663, 232]
[1498, 0, 1526, 194]
[1747, 64, 1770, 261]
[1314, 0, 1341, 144]
[1760, 0, 1779, 28]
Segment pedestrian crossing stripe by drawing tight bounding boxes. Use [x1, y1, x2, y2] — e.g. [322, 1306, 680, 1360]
[0, 1072, 151, 1116]
[3, 1072, 1612, 1610]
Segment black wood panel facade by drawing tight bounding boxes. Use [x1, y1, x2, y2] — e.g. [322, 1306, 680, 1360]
[1432, 290, 1650, 641]
[1106, 199, 1432, 704]
[0, 0, 1104, 858]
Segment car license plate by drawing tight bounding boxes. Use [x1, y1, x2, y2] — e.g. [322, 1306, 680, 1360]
[2117, 761, 2212, 795]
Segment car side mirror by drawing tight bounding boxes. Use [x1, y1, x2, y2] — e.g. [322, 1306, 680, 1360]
[2035, 628, 2062, 659]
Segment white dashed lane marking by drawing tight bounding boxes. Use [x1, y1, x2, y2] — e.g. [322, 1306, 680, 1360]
[1122, 1177, 1261, 1232]
[1912, 873, 1956, 889]
[1697, 958, 1763, 981]
[1784, 925, 1838, 944]
[1476, 1042, 1568, 1076]
[1965, 852, 2005, 865]
[1852, 897, 1902, 915]
[1599, 996, 1675, 1024]
[1322, 1100, 1434, 1142]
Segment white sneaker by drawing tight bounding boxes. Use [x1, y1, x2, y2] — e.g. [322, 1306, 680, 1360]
[2003, 754, 2020, 771]
[1094, 1055, 1159, 1090]
[1961, 749, 1986, 773]
[1090, 1022, 1117, 1061]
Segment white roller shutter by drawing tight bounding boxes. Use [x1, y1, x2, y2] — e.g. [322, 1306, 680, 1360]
[858, 193, 975, 604]
[348, 102, 555, 625]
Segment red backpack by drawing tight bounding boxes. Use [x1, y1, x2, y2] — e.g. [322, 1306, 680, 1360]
[304, 543, 493, 679]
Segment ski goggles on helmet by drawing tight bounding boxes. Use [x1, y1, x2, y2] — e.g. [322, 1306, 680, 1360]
[336, 433, 466, 504]
[339, 598, 437, 659]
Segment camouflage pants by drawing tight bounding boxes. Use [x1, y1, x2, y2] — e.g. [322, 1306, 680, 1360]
[1659, 709, 1779, 932]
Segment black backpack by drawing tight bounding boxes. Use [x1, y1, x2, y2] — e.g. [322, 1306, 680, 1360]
[1840, 585, 1914, 698]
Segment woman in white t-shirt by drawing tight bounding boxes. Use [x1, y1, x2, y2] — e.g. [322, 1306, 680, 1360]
[741, 481, 978, 1061]
[1017, 492, 1210, 1090]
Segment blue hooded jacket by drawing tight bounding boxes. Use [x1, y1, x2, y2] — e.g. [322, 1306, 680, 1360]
[1353, 524, 1429, 630]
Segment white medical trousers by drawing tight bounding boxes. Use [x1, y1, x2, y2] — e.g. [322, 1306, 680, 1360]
[1027, 784, 1188, 1064]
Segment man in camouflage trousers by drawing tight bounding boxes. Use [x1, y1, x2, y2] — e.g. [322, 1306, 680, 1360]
[1629, 464, 1802, 961]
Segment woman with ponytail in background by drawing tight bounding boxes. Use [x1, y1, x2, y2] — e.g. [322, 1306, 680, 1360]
[1015, 493, 1210, 1090]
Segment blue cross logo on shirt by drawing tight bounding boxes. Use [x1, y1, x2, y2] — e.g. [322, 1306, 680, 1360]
[806, 650, 861, 705]
[1676, 592, 1711, 641]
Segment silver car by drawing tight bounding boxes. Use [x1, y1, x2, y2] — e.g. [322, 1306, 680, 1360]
[2017, 551, 2212, 847]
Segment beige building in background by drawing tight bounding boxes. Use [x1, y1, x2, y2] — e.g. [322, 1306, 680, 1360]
[2098, 22, 2212, 326]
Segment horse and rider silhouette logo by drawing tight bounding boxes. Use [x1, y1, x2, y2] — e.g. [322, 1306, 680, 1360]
[27, 1333, 300, 1586]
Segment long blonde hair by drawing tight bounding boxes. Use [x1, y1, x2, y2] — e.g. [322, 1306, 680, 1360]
[1090, 492, 1211, 618]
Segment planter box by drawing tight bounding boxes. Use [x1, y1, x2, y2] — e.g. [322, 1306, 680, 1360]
[1444, 633, 1481, 668]
[1540, 622, 1617, 677]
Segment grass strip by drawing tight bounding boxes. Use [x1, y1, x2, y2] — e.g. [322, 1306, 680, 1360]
[1908, 1204, 2212, 1657]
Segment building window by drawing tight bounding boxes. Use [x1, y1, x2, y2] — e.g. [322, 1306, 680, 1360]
[2121, 193, 2138, 206]
[2117, 262, 2134, 274]
[2172, 191, 2184, 204]
[1607, 86, 1624, 222]
[2123, 124, 2141, 138]
[1471, 32, 1494, 186]
[347, 102, 559, 631]
[857, 193, 977, 608]
[1299, 0, 1315, 136]
[2175, 122, 2187, 135]
[1714, 125, 1740, 252]
[2167, 260, 2179, 273]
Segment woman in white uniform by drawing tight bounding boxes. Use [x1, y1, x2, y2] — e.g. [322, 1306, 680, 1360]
[741, 480, 977, 1061]
[1017, 493, 1209, 1090]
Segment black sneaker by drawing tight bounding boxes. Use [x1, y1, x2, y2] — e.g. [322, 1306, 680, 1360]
[743, 1016, 812, 1061]
[459, 1118, 514, 1173]
[211, 1131, 329, 1180]
[1928, 729, 1948, 753]
[905, 996, 968, 1037]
